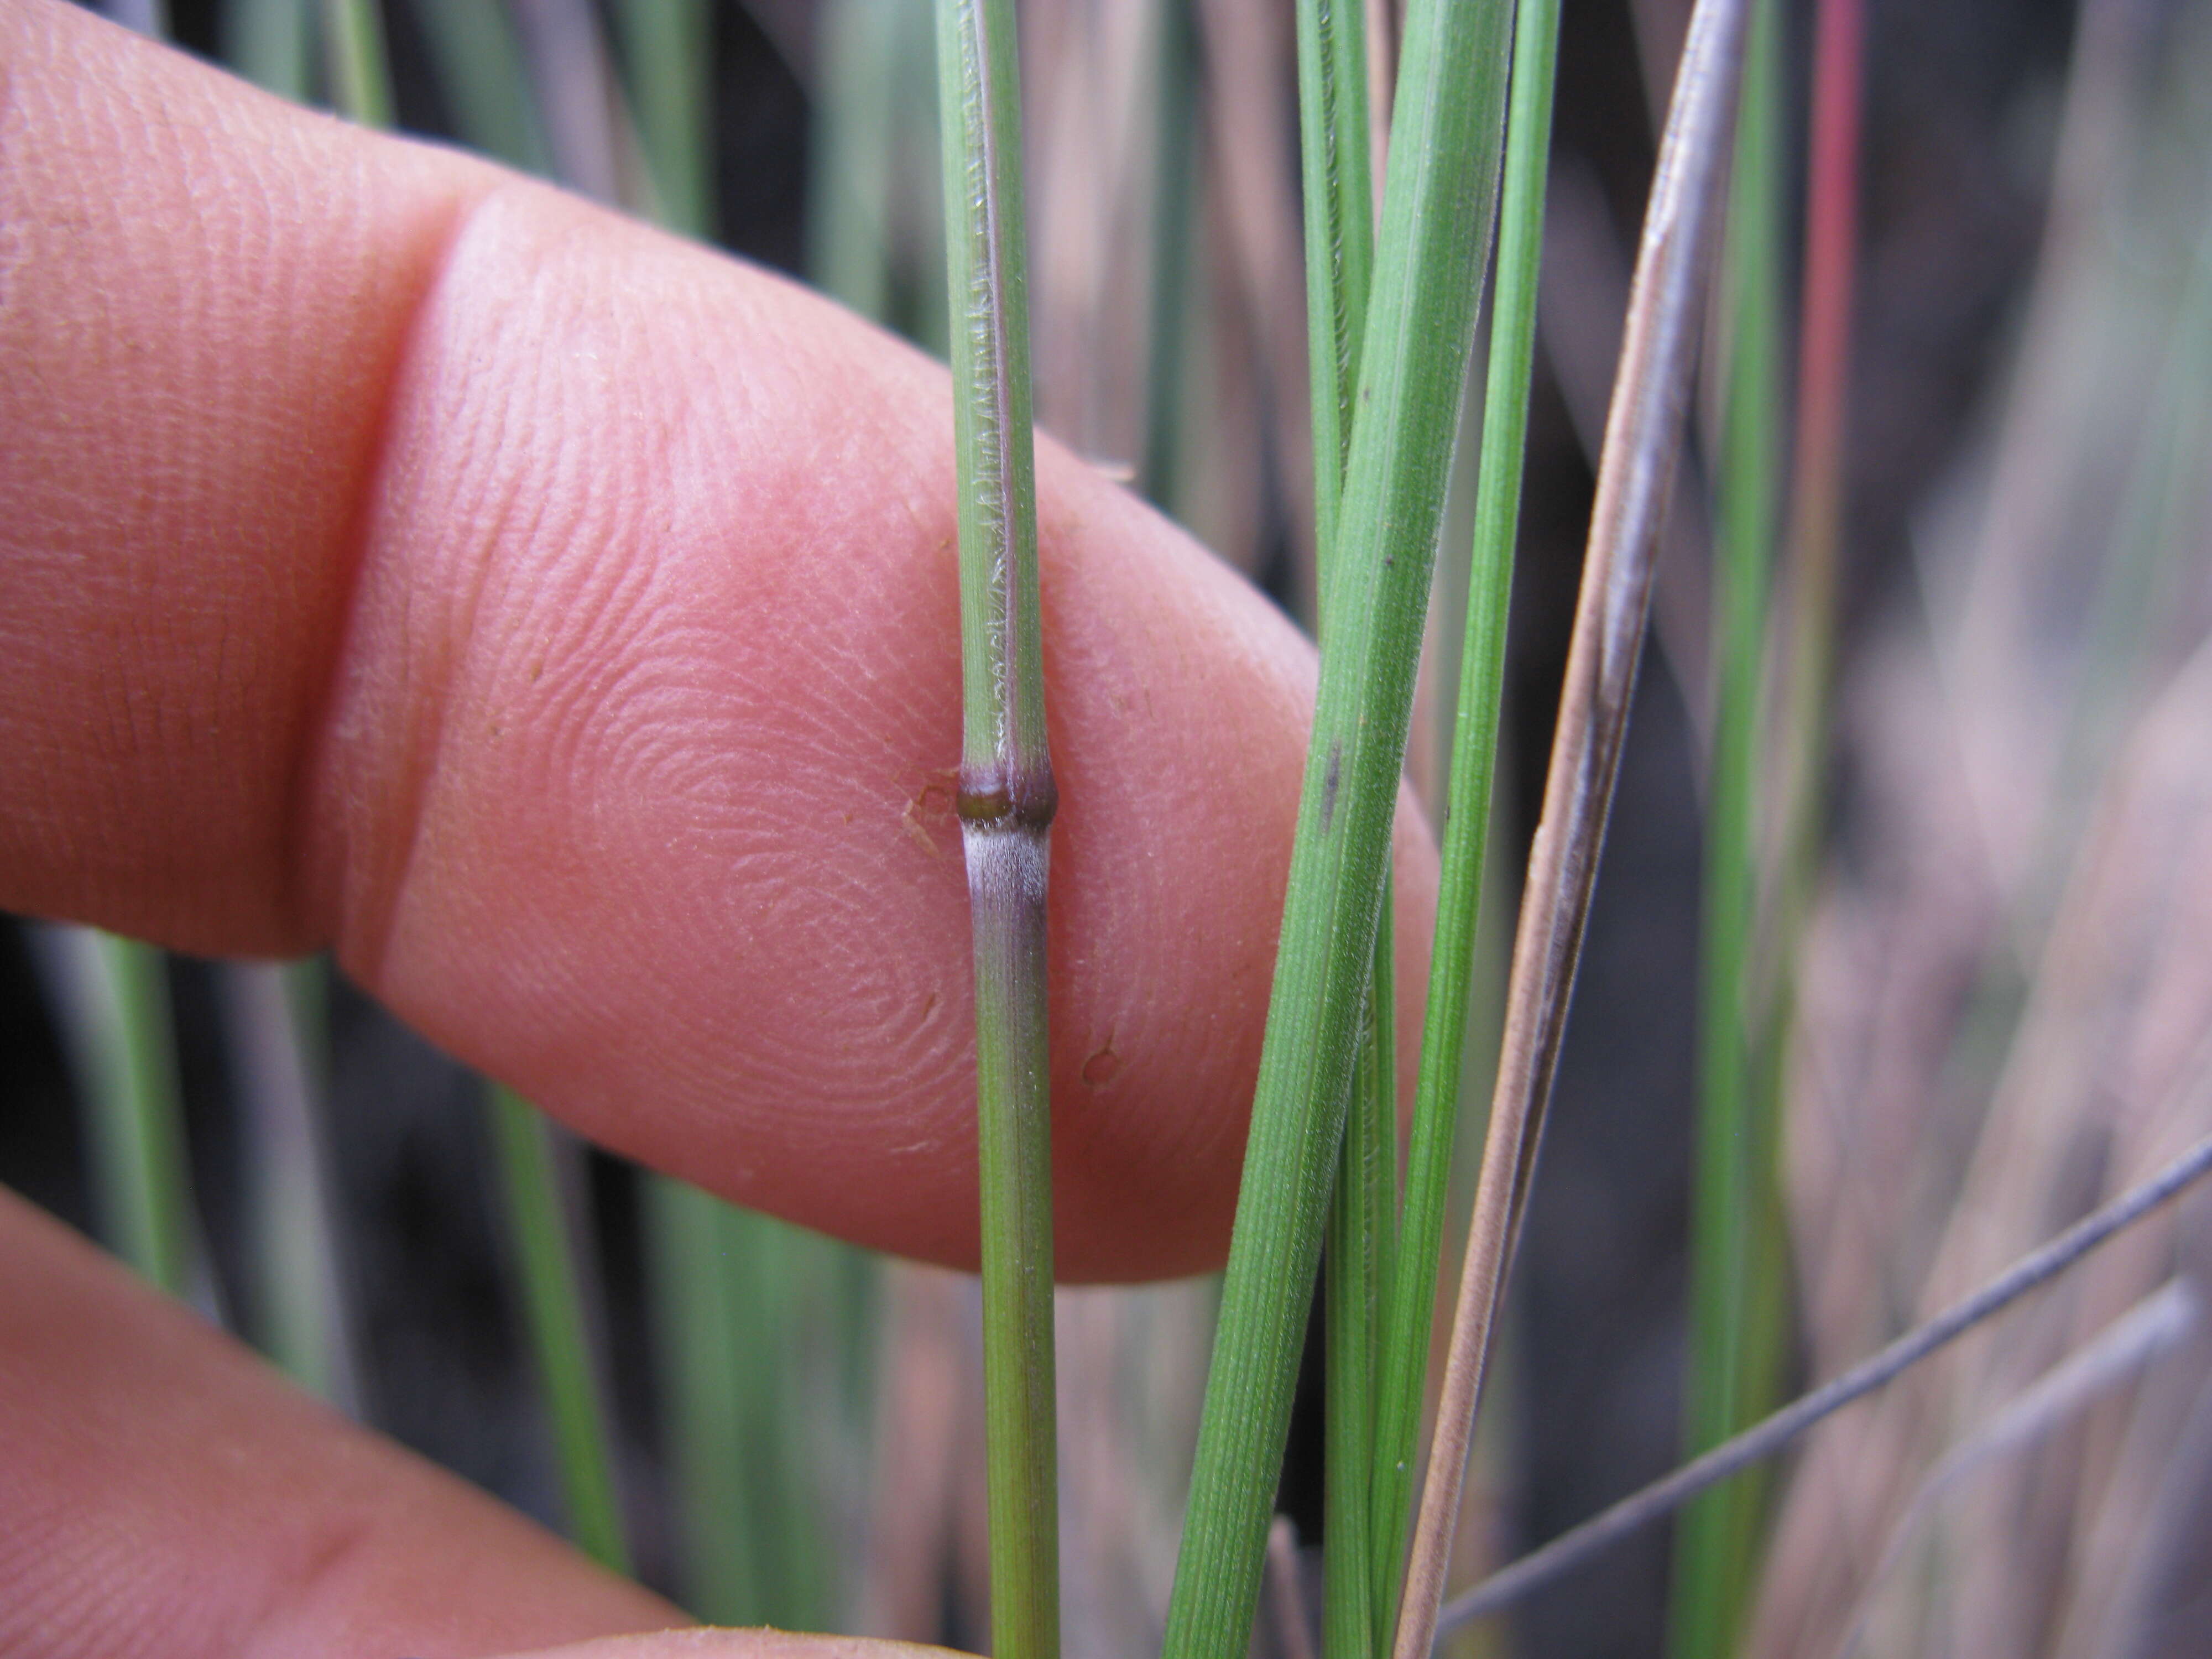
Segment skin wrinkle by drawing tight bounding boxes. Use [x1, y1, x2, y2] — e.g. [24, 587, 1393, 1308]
[223, 1502, 388, 1659]
[281, 181, 492, 953]
[330, 191, 987, 1256]
[319, 182, 555, 990]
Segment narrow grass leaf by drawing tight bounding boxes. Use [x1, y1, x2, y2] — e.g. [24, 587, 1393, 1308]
[74, 0, 205, 1331]
[1775, 0, 1864, 893]
[1289, 4, 1392, 1656]
[613, 0, 711, 236]
[1392, 0, 1756, 1651]
[1370, 0, 1561, 1633]
[809, 0, 905, 320]
[409, 0, 554, 178]
[647, 1179, 765, 1620]
[1671, 0, 1784, 1648]
[1161, 0, 1515, 1653]
[225, 0, 313, 101]
[320, 0, 391, 131]
[488, 1086, 632, 1574]
[319, 14, 634, 1573]
[1297, 0, 1375, 573]
[38, 930, 199, 1300]
[208, 0, 363, 1420]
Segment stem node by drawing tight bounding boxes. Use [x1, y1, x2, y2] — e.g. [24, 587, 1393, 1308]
[958, 760, 1059, 832]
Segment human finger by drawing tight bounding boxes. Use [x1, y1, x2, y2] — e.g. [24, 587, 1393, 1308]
[0, 3, 1438, 1280]
[0, 1188, 682, 1657]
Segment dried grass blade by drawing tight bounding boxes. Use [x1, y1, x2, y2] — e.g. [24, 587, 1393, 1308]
[1829, 1280, 2200, 1659]
[218, 961, 359, 1410]
[1140, 0, 1199, 513]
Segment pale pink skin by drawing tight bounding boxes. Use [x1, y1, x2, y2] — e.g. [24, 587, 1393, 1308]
[0, 4, 1438, 1655]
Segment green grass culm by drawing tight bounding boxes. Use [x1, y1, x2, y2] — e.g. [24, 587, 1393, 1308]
[932, 3, 1062, 1655]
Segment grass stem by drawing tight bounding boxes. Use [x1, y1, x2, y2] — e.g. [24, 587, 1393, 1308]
[646, 1178, 765, 1620]
[612, 0, 711, 236]
[1297, 0, 1375, 577]
[224, 0, 312, 101]
[1289, 6, 1395, 1656]
[409, 0, 553, 178]
[320, 0, 391, 130]
[933, 4, 1060, 1655]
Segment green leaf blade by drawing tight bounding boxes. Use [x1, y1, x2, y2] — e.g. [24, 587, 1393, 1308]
[1161, 4, 1516, 1656]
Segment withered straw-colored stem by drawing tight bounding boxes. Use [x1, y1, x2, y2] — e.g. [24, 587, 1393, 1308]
[1435, 1130, 2212, 1635]
[935, 3, 1058, 1656]
[1391, 1, 1754, 1652]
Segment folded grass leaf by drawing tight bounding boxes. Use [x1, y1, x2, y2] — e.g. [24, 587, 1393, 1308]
[1162, 2, 1515, 1654]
